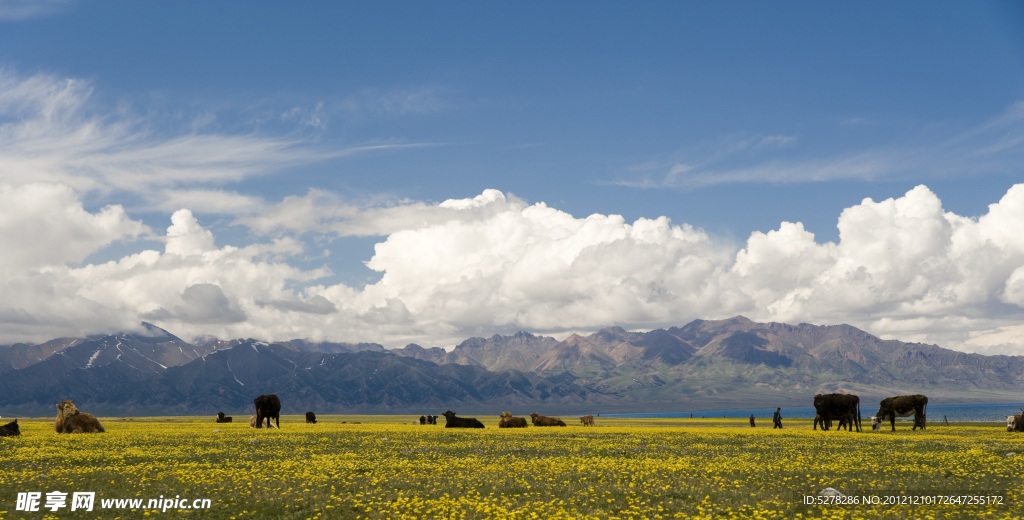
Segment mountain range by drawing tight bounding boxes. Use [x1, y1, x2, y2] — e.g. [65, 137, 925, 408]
[2, 316, 1022, 417]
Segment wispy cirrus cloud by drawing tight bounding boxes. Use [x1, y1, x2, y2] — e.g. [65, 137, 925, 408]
[337, 86, 447, 116]
[0, 70, 430, 212]
[0, 0, 75, 21]
[612, 103, 1024, 190]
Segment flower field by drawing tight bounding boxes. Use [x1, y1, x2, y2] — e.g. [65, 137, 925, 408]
[1, 415, 1021, 519]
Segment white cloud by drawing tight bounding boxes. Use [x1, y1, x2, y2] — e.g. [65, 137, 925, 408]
[153, 189, 266, 215]
[2, 183, 1024, 355]
[281, 102, 327, 129]
[0, 70, 425, 215]
[164, 209, 217, 256]
[143, 283, 248, 325]
[0, 0, 74, 21]
[285, 183, 1024, 352]
[234, 188, 525, 237]
[0, 182, 148, 276]
[338, 87, 445, 116]
[614, 103, 1024, 189]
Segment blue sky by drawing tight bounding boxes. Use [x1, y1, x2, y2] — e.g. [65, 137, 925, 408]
[1, 1, 1023, 352]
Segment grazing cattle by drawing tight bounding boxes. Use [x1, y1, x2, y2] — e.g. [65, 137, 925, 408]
[253, 393, 281, 429]
[499, 412, 528, 428]
[815, 412, 852, 431]
[55, 400, 105, 434]
[216, 412, 233, 423]
[579, 415, 595, 426]
[427, 415, 437, 425]
[306, 412, 317, 424]
[839, 416, 853, 430]
[875, 394, 928, 432]
[530, 413, 567, 427]
[419, 415, 426, 425]
[814, 413, 828, 431]
[812, 393, 861, 433]
[1007, 410, 1024, 432]
[441, 410, 485, 428]
[249, 413, 276, 428]
[0, 419, 20, 437]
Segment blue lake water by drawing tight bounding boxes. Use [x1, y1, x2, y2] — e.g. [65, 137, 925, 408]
[602, 402, 1024, 422]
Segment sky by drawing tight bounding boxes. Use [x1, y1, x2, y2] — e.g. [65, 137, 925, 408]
[1, 1, 1023, 354]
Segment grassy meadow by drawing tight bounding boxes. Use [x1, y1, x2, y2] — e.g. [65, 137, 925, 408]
[1, 415, 1022, 519]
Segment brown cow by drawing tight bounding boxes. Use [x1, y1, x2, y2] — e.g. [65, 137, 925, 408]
[498, 412, 528, 428]
[876, 394, 928, 431]
[530, 412, 566, 427]
[55, 400, 105, 434]
[1006, 409, 1024, 432]
[55, 402, 66, 433]
[249, 413, 276, 428]
[579, 415, 595, 426]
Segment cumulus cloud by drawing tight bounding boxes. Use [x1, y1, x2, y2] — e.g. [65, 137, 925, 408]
[143, 283, 247, 325]
[0, 183, 148, 276]
[252, 183, 1024, 352]
[3, 183, 1024, 354]
[257, 295, 337, 315]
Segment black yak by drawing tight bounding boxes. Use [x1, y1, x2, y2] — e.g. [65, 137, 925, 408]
[306, 411, 317, 424]
[253, 394, 281, 429]
[0, 419, 20, 437]
[441, 410, 484, 428]
[216, 412, 233, 423]
[812, 393, 861, 433]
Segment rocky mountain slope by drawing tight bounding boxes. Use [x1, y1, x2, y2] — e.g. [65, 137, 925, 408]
[3, 316, 1023, 416]
[0, 335, 606, 416]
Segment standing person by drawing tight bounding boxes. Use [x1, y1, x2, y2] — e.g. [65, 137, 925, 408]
[772, 407, 783, 429]
[749, 414, 756, 427]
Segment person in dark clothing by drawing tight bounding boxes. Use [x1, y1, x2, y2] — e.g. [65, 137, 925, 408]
[772, 407, 782, 429]
[749, 414, 756, 427]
